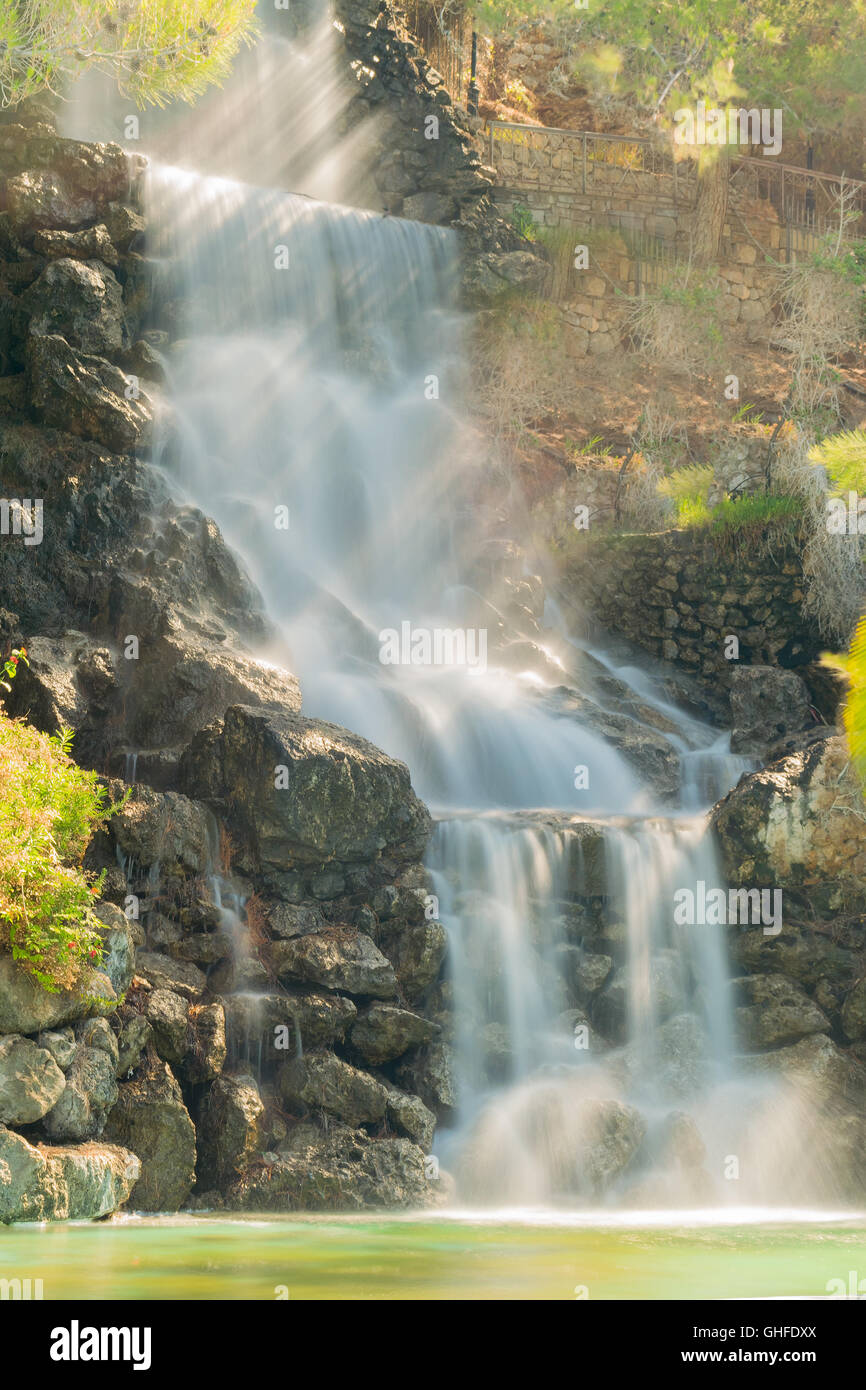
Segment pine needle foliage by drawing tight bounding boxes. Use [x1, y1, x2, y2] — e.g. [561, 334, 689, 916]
[0, 0, 259, 109]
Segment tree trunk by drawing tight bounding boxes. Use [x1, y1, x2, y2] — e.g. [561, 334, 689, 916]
[691, 150, 729, 264]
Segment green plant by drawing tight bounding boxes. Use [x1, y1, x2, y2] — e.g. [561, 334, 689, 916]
[732, 402, 765, 424]
[657, 463, 715, 522]
[0, 713, 126, 992]
[510, 202, 538, 241]
[809, 428, 866, 496]
[708, 493, 804, 534]
[824, 617, 866, 793]
[0, 645, 28, 695]
[0, 0, 259, 109]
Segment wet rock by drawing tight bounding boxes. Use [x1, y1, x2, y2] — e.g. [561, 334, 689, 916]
[745, 1032, 866, 1106]
[103, 1058, 197, 1211]
[132, 633, 301, 753]
[197, 1074, 264, 1188]
[93, 902, 135, 997]
[115, 1013, 152, 1077]
[272, 928, 397, 999]
[265, 902, 325, 939]
[573, 952, 613, 1001]
[1, 133, 132, 231]
[104, 203, 145, 252]
[385, 1087, 436, 1150]
[0, 1124, 139, 1223]
[169, 932, 232, 967]
[578, 1098, 647, 1193]
[222, 989, 356, 1057]
[185, 1001, 226, 1083]
[730, 666, 812, 754]
[593, 952, 684, 1043]
[20, 257, 128, 355]
[179, 704, 432, 871]
[0, 952, 116, 1036]
[135, 952, 207, 1001]
[733, 973, 829, 1049]
[8, 632, 118, 738]
[712, 736, 866, 914]
[36, 1028, 76, 1072]
[378, 917, 447, 1001]
[143, 988, 190, 1065]
[32, 223, 119, 266]
[42, 1036, 118, 1141]
[27, 332, 151, 452]
[394, 1040, 456, 1121]
[657, 1111, 707, 1168]
[842, 979, 866, 1042]
[350, 1004, 438, 1065]
[0, 1035, 66, 1124]
[225, 1122, 436, 1212]
[278, 1052, 390, 1127]
[110, 785, 212, 875]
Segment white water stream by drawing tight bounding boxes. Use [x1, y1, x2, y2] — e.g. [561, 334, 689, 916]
[65, 5, 837, 1207]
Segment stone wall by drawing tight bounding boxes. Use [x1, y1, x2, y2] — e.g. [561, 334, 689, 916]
[561, 525, 823, 702]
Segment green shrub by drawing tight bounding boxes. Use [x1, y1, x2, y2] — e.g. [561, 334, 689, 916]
[809, 428, 866, 495]
[0, 713, 123, 992]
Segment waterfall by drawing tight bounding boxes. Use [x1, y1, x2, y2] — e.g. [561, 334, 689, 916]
[130, 9, 811, 1210]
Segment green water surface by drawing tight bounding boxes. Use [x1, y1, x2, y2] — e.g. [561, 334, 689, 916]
[1, 1211, 865, 1300]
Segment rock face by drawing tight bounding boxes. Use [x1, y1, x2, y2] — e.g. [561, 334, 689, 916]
[729, 666, 813, 754]
[103, 1060, 197, 1212]
[732, 973, 829, 1049]
[272, 929, 397, 999]
[197, 1074, 264, 1190]
[27, 332, 151, 452]
[712, 735, 866, 910]
[0, 1036, 66, 1124]
[180, 705, 432, 872]
[0, 952, 116, 1037]
[225, 1122, 436, 1212]
[0, 1124, 139, 1223]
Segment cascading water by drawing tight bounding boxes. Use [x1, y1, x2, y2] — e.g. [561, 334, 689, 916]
[128, 8, 834, 1210]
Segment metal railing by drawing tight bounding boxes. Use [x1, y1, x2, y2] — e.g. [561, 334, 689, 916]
[487, 121, 866, 239]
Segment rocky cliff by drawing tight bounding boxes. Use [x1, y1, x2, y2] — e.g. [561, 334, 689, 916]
[0, 114, 452, 1221]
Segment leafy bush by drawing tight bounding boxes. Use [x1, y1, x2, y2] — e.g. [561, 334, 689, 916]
[0, 713, 122, 992]
[824, 617, 866, 793]
[657, 464, 714, 523]
[809, 428, 866, 495]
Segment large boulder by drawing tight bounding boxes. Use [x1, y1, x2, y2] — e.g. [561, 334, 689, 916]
[20, 257, 129, 356]
[712, 736, 866, 913]
[197, 1074, 264, 1189]
[0, 132, 134, 232]
[42, 1032, 118, 1141]
[278, 1053, 391, 1128]
[0, 1124, 139, 1223]
[378, 916, 447, 1001]
[222, 989, 357, 1058]
[103, 1059, 196, 1211]
[745, 1032, 866, 1107]
[394, 1040, 456, 1121]
[0, 952, 116, 1036]
[729, 666, 813, 754]
[27, 332, 151, 453]
[733, 973, 829, 1049]
[224, 1122, 436, 1212]
[0, 1035, 66, 1124]
[271, 928, 397, 999]
[109, 785, 212, 875]
[179, 705, 432, 871]
[350, 1004, 438, 1065]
